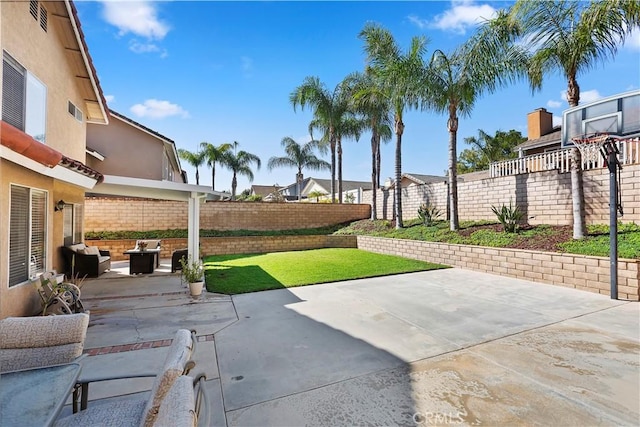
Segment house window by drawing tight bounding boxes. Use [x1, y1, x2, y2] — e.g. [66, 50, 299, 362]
[2, 52, 47, 142]
[9, 185, 48, 286]
[162, 150, 174, 181]
[63, 204, 83, 247]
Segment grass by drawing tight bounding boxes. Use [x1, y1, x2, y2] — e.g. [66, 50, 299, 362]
[336, 219, 640, 259]
[203, 248, 448, 294]
[558, 222, 640, 259]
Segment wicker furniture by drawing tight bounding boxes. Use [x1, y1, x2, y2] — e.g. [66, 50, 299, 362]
[171, 249, 188, 273]
[61, 244, 111, 278]
[56, 329, 197, 426]
[0, 313, 89, 373]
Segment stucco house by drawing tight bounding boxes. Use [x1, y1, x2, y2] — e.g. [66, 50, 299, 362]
[86, 110, 187, 184]
[1, 0, 109, 317]
[301, 178, 372, 203]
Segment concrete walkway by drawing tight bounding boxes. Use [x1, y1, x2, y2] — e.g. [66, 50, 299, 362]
[67, 261, 640, 426]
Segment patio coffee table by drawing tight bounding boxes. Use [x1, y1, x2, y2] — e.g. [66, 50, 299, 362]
[123, 249, 160, 274]
[0, 363, 81, 426]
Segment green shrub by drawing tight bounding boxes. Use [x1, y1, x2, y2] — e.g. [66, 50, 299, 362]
[491, 200, 524, 233]
[417, 203, 442, 226]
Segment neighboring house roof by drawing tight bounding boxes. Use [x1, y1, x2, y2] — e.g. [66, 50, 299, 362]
[109, 110, 184, 181]
[515, 127, 562, 152]
[301, 178, 373, 195]
[458, 170, 490, 182]
[402, 173, 447, 185]
[1, 121, 103, 186]
[63, 0, 109, 124]
[251, 185, 281, 197]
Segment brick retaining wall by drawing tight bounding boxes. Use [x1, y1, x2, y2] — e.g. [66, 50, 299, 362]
[357, 236, 640, 301]
[364, 164, 640, 225]
[85, 198, 371, 232]
[90, 235, 357, 261]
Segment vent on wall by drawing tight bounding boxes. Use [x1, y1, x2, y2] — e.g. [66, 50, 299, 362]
[29, 0, 38, 20]
[29, 1, 47, 32]
[68, 101, 83, 122]
[39, 5, 47, 32]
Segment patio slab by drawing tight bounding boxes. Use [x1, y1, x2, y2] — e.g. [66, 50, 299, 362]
[71, 267, 639, 426]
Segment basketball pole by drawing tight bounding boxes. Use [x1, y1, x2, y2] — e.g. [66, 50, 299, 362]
[604, 141, 618, 300]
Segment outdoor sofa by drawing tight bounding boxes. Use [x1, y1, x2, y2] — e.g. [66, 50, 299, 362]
[61, 243, 111, 278]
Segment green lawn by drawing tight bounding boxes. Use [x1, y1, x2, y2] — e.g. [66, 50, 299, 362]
[203, 248, 448, 294]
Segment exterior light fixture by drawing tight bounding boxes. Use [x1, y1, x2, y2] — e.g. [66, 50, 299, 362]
[55, 200, 66, 212]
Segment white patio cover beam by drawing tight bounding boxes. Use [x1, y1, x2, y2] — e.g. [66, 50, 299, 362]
[188, 192, 206, 262]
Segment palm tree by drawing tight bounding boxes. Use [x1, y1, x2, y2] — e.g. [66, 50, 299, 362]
[422, 12, 528, 230]
[200, 142, 232, 191]
[290, 77, 353, 203]
[223, 142, 261, 200]
[506, 0, 640, 239]
[177, 148, 205, 185]
[267, 137, 330, 201]
[343, 70, 392, 220]
[359, 23, 428, 228]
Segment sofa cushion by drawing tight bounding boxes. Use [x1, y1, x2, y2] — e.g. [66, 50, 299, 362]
[81, 246, 101, 256]
[98, 256, 110, 264]
[68, 244, 86, 253]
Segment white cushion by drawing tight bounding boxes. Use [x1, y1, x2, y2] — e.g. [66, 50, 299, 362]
[83, 246, 101, 256]
[68, 244, 86, 253]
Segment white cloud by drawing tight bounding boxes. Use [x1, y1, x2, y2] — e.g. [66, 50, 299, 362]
[104, 95, 115, 103]
[129, 40, 160, 54]
[100, 0, 169, 40]
[561, 89, 602, 105]
[627, 27, 640, 51]
[552, 115, 562, 127]
[407, 14, 429, 30]
[130, 99, 189, 119]
[427, 1, 498, 34]
[546, 100, 562, 109]
[241, 56, 253, 72]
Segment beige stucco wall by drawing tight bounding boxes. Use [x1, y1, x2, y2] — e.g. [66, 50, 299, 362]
[87, 118, 183, 182]
[1, 1, 87, 161]
[0, 161, 85, 317]
[1, 2, 92, 317]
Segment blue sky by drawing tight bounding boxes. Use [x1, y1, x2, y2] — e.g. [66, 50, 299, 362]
[75, 0, 640, 193]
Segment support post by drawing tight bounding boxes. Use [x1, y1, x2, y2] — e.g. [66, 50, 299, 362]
[605, 142, 618, 300]
[188, 193, 202, 261]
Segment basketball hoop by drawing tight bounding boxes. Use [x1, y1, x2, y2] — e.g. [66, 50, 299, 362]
[572, 133, 624, 301]
[571, 132, 612, 167]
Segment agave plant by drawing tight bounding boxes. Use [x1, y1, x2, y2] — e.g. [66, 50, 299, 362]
[491, 199, 524, 233]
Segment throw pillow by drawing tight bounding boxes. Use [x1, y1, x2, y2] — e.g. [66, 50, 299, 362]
[84, 246, 101, 256]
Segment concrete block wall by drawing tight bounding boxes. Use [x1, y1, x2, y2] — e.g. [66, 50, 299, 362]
[363, 164, 640, 225]
[357, 236, 640, 301]
[91, 235, 357, 261]
[85, 197, 370, 232]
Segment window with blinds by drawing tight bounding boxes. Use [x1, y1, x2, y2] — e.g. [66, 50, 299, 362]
[2, 51, 47, 142]
[63, 203, 84, 246]
[9, 185, 47, 286]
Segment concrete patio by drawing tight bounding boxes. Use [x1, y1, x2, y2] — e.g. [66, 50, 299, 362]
[64, 259, 640, 426]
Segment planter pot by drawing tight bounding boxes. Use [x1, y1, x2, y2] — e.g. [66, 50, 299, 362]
[189, 281, 204, 297]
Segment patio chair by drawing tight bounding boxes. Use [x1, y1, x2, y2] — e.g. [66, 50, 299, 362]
[36, 271, 85, 315]
[0, 313, 90, 373]
[57, 374, 210, 427]
[57, 329, 197, 425]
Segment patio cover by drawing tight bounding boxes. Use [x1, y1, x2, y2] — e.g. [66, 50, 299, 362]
[90, 175, 227, 262]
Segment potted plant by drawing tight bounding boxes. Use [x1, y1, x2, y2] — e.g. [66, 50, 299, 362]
[179, 255, 204, 297]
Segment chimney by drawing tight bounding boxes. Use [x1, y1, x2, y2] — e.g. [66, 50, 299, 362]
[527, 108, 553, 140]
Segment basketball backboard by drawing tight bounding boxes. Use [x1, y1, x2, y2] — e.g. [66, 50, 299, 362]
[561, 90, 640, 148]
